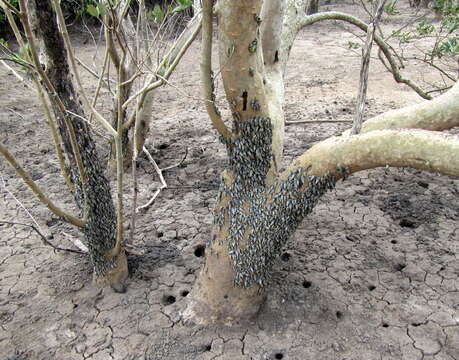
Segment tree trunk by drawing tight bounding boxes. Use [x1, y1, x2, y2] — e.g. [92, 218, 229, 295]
[28, 0, 128, 287]
[185, 0, 459, 324]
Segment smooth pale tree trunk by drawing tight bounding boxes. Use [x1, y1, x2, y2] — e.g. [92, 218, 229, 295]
[184, 0, 459, 324]
[29, 0, 128, 287]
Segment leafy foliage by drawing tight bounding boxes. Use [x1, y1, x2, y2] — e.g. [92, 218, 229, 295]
[384, 0, 400, 15]
[147, 0, 192, 25]
[390, 0, 459, 58]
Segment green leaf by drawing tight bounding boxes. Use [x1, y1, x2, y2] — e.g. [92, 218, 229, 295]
[0, 38, 9, 49]
[171, 0, 191, 13]
[97, 2, 107, 17]
[153, 4, 164, 24]
[86, 4, 99, 18]
[178, 0, 191, 6]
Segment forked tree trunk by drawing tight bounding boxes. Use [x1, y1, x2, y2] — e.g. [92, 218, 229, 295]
[185, 0, 459, 324]
[28, 0, 128, 287]
[186, 0, 297, 323]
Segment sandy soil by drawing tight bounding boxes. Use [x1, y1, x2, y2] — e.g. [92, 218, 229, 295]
[1, 2, 458, 360]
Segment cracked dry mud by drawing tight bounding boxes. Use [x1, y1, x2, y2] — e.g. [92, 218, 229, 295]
[0, 2, 458, 359]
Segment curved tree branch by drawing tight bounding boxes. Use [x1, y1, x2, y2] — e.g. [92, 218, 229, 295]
[295, 11, 433, 99]
[348, 80, 459, 134]
[201, 0, 232, 139]
[285, 129, 459, 181]
[0, 142, 85, 228]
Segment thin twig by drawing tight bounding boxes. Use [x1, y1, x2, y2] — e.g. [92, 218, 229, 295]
[0, 145, 85, 228]
[66, 110, 112, 141]
[162, 147, 188, 171]
[122, 13, 202, 110]
[0, 221, 85, 254]
[136, 146, 168, 212]
[351, 0, 387, 135]
[201, 0, 231, 139]
[51, 0, 117, 137]
[0, 0, 19, 15]
[75, 56, 115, 85]
[89, 47, 113, 123]
[0, 60, 32, 87]
[2, 3, 72, 191]
[0, 174, 40, 229]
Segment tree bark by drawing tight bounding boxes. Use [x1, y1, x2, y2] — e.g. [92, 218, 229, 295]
[28, 0, 128, 287]
[185, 0, 459, 322]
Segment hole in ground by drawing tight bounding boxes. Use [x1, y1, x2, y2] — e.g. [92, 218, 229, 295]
[391, 239, 398, 244]
[417, 181, 429, 188]
[274, 353, 284, 359]
[161, 295, 176, 306]
[205, 344, 211, 351]
[368, 285, 376, 291]
[158, 143, 169, 150]
[302, 280, 312, 289]
[194, 245, 205, 258]
[382, 322, 389, 328]
[281, 252, 291, 262]
[181, 290, 189, 297]
[157, 231, 164, 238]
[399, 218, 416, 228]
[395, 263, 406, 271]
[336, 311, 343, 319]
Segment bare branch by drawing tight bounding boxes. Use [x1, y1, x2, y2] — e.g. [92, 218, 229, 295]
[346, 80, 459, 134]
[297, 11, 433, 100]
[122, 14, 202, 110]
[0, 143, 85, 228]
[51, 0, 117, 137]
[0, 220, 85, 254]
[0, 0, 19, 15]
[286, 129, 459, 180]
[351, 0, 387, 135]
[0, 221, 86, 254]
[136, 146, 168, 212]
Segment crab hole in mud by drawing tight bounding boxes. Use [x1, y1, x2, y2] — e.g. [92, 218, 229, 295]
[399, 218, 415, 228]
[194, 245, 205, 257]
[302, 280, 312, 289]
[161, 295, 176, 306]
[280, 252, 291, 262]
